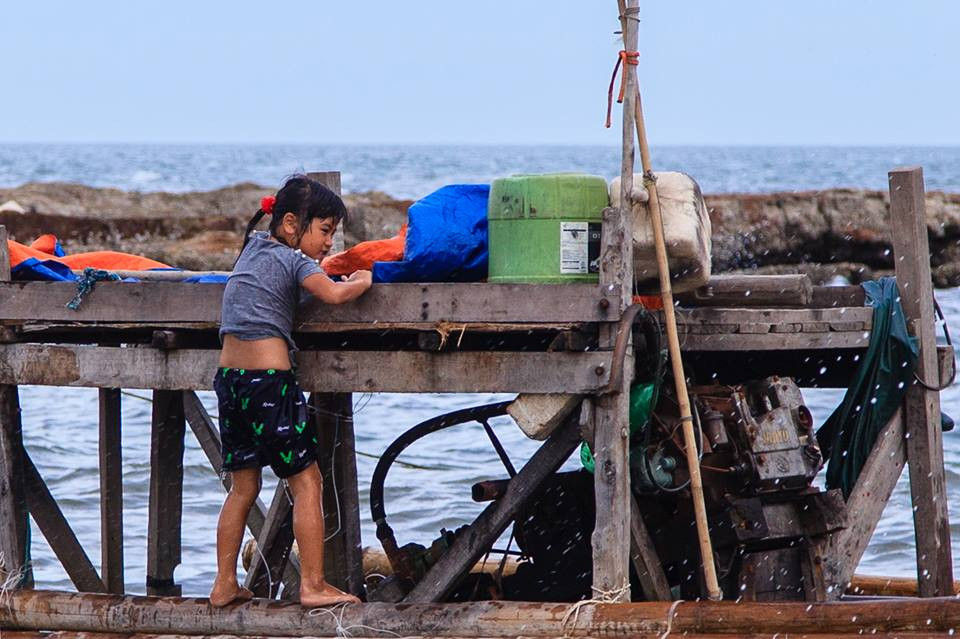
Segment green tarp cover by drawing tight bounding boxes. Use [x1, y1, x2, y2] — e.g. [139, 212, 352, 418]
[816, 277, 918, 499]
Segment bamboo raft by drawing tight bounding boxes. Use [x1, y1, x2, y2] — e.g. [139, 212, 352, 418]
[1, 5, 956, 636]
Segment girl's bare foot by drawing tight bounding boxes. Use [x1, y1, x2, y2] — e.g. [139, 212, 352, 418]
[209, 579, 254, 607]
[301, 581, 361, 607]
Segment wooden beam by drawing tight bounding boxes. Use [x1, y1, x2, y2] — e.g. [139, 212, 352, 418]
[0, 345, 613, 394]
[676, 274, 813, 307]
[243, 485, 294, 598]
[311, 393, 364, 597]
[180, 391, 301, 594]
[146, 391, 185, 596]
[98, 388, 124, 594]
[0, 282, 617, 325]
[403, 411, 583, 602]
[22, 452, 106, 593]
[814, 408, 906, 599]
[3, 589, 960, 636]
[888, 166, 953, 597]
[629, 493, 671, 601]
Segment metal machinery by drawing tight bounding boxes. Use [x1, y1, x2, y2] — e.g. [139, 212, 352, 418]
[369, 362, 846, 603]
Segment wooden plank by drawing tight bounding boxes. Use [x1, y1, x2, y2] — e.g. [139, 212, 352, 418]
[4, 589, 960, 637]
[22, 452, 106, 593]
[674, 307, 874, 327]
[677, 274, 813, 307]
[98, 388, 124, 594]
[243, 485, 294, 598]
[888, 166, 953, 597]
[629, 493, 671, 601]
[0, 281, 617, 325]
[0, 345, 613, 393]
[679, 331, 870, 352]
[814, 408, 906, 600]
[146, 390, 185, 596]
[404, 410, 583, 602]
[311, 393, 363, 597]
[180, 391, 301, 594]
[0, 383, 32, 589]
[811, 285, 866, 308]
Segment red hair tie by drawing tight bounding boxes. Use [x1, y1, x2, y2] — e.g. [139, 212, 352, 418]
[260, 196, 276, 215]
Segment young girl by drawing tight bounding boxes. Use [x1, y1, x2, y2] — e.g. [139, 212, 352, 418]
[211, 175, 371, 608]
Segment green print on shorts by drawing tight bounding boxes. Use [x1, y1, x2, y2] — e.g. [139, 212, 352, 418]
[281, 383, 288, 397]
[279, 450, 293, 465]
[312, 436, 318, 445]
[295, 420, 307, 434]
[239, 369, 245, 375]
[225, 452, 233, 465]
[268, 369, 276, 375]
[241, 397, 250, 410]
[251, 422, 264, 436]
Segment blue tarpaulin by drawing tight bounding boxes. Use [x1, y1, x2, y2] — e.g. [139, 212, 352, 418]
[373, 184, 489, 283]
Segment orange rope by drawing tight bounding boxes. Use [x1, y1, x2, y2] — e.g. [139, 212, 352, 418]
[605, 50, 639, 128]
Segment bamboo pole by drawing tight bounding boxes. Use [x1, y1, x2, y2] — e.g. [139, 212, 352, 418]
[616, 0, 721, 600]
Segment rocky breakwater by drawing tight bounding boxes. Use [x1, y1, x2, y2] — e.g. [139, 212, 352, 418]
[2, 182, 960, 286]
[706, 189, 960, 286]
[0, 182, 411, 271]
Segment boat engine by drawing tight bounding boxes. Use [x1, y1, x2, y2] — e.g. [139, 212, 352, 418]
[635, 376, 846, 601]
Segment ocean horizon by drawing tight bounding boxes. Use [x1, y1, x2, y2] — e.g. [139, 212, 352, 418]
[2, 143, 959, 200]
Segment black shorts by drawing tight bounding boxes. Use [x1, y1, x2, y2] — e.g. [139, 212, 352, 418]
[213, 367, 318, 479]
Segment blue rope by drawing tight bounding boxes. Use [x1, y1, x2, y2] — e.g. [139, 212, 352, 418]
[66, 267, 120, 310]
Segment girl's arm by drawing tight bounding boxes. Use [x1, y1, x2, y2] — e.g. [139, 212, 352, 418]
[302, 270, 372, 305]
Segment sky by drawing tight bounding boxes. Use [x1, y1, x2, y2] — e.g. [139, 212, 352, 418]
[1, 1, 957, 146]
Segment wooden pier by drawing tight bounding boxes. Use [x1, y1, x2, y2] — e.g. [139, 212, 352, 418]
[0, 163, 956, 636]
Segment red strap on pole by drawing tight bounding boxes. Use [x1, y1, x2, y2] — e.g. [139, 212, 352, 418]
[605, 50, 640, 128]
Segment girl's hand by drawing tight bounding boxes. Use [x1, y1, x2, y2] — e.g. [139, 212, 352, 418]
[347, 270, 372, 286]
[302, 270, 371, 304]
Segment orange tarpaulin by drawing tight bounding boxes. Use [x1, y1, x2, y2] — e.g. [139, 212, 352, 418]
[8, 235, 170, 273]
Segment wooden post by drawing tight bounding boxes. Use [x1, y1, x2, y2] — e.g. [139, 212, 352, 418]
[305, 172, 345, 252]
[0, 225, 33, 590]
[0, 384, 31, 590]
[98, 388, 124, 594]
[587, 1, 638, 603]
[888, 166, 954, 596]
[311, 393, 364, 597]
[146, 390, 185, 596]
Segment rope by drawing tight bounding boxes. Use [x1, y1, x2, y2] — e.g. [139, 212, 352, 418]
[913, 295, 956, 391]
[66, 267, 120, 310]
[308, 601, 398, 637]
[605, 50, 640, 128]
[658, 599, 684, 639]
[560, 581, 630, 635]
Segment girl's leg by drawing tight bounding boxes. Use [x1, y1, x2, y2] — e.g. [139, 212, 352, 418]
[210, 467, 261, 607]
[286, 463, 360, 606]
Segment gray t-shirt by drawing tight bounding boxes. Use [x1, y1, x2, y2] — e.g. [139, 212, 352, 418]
[220, 232, 323, 351]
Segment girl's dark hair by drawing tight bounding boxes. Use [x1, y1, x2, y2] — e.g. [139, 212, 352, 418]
[239, 174, 347, 257]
